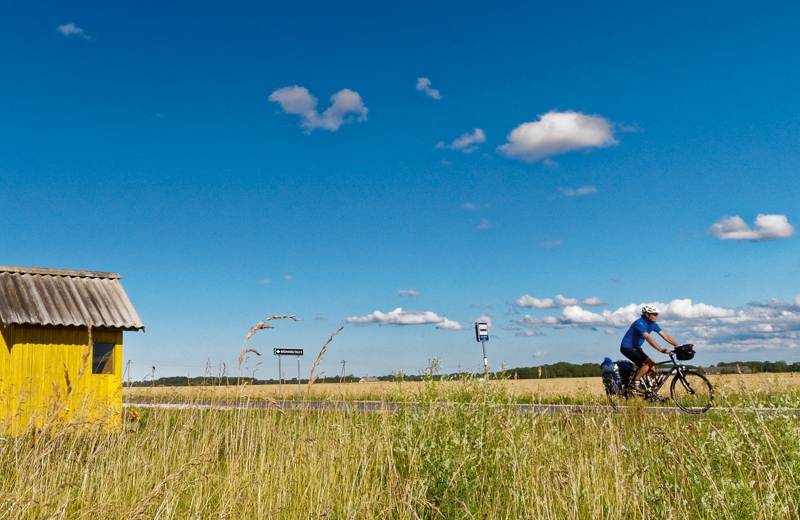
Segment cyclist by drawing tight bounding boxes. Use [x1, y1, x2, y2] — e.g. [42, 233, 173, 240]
[620, 305, 679, 392]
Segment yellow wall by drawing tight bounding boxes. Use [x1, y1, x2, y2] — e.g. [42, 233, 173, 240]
[0, 324, 123, 434]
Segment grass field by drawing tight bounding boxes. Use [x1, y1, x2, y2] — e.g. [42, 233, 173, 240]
[124, 372, 800, 407]
[2, 373, 799, 518]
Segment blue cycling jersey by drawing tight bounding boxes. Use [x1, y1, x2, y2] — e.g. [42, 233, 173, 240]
[621, 317, 661, 349]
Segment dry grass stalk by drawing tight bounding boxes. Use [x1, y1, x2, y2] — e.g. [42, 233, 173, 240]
[238, 348, 261, 366]
[243, 315, 299, 344]
[240, 315, 297, 386]
[62, 362, 73, 395]
[307, 326, 343, 394]
[79, 320, 92, 378]
[237, 348, 261, 386]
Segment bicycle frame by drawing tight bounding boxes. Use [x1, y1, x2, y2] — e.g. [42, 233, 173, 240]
[648, 355, 685, 394]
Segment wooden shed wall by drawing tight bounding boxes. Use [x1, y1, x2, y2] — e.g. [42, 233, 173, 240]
[0, 324, 123, 434]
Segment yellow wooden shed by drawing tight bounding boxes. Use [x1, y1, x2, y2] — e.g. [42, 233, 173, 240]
[0, 265, 144, 434]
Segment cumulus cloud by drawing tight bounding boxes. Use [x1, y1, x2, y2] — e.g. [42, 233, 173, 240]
[474, 315, 493, 327]
[510, 298, 800, 353]
[398, 289, 422, 297]
[57, 23, 90, 40]
[512, 299, 737, 329]
[708, 214, 795, 241]
[436, 128, 486, 153]
[345, 307, 463, 330]
[514, 294, 606, 309]
[560, 185, 598, 197]
[497, 110, 617, 163]
[269, 85, 368, 133]
[416, 77, 442, 99]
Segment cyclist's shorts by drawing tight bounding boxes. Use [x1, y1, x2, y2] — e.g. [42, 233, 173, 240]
[620, 346, 650, 366]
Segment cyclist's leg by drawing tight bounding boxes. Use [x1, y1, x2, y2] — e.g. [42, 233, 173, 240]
[621, 347, 652, 382]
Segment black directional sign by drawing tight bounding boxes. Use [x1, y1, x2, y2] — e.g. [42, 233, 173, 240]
[274, 348, 304, 356]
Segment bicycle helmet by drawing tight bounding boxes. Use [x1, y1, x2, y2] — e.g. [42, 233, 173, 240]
[641, 305, 659, 316]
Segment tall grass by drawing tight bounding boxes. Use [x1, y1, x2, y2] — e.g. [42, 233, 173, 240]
[1, 374, 799, 518]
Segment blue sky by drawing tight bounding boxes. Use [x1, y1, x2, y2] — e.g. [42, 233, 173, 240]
[2, 1, 799, 381]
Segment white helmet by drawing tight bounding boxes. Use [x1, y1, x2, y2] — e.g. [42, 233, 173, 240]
[642, 305, 659, 316]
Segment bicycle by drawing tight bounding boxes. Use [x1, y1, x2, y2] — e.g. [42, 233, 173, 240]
[604, 344, 714, 414]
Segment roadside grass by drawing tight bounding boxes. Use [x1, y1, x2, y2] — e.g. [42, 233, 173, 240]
[2, 374, 800, 518]
[124, 372, 800, 409]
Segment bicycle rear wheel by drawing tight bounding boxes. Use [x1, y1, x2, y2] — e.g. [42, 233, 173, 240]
[606, 381, 623, 411]
[670, 371, 713, 414]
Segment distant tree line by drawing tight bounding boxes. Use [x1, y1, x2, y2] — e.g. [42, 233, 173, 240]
[127, 360, 800, 386]
[715, 361, 800, 374]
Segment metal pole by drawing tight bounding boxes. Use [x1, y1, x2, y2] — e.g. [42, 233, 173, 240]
[481, 340, 488, 378]
[278, 355, 283, 399]
[297, 355, 301, 398]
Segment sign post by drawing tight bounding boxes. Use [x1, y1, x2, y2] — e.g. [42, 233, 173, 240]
[274, 348, 304, 399]
[475, 322, 489, 379]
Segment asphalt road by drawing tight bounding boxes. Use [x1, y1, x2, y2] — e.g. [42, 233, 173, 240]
[124, 397, 798, 415]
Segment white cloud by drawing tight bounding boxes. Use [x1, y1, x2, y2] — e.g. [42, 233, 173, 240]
[515, 296, 559, 309]
[708, 214, 795, 241]
[436, 318, 464, 330]
[514, 294, 606, 309]
[512, 299, 738, 330]
[398, 289, 421, 297]
[57, 23, 90, 40]
[474, 315, 493, 327]
[497, 110, 617, 163]
[269, 85, 368, 133]
[509, 298, 800, 353]
[478, 219, 490, 229]
[345, 307, 463, 330]
[436, 128, 486, 153]
[560, 185, 597, 197]
[416, 77, 442, 100]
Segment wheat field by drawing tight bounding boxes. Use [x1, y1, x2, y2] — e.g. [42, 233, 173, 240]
[123, 372, 800, 403]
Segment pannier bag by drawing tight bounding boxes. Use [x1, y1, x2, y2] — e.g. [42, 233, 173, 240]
[675, 344, 695, 361]
[616, 360, 635, 385]
[600, 357, 621, 394]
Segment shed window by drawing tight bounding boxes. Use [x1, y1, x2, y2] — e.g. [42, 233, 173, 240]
[92, 343, 115, 374]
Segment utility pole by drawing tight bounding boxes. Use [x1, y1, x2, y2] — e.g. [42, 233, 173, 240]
[340, 360, 346, 383]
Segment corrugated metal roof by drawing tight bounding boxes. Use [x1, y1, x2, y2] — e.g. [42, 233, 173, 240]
[0, 266, 144, 331]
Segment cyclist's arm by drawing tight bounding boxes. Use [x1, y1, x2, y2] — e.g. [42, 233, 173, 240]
[657, 331, 679, 349]
[642, 332, 670, 354]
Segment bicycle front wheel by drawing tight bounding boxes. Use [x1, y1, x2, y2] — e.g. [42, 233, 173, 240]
[670, 371, 713, 414]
